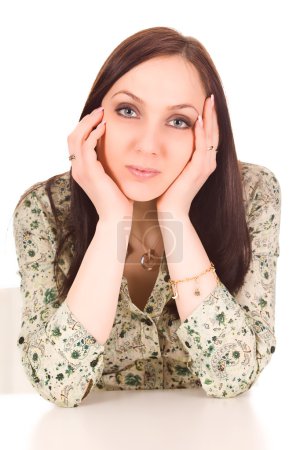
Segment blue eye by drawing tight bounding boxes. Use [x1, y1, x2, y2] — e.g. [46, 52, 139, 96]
[116, 106, 137, 118]
[169, 118, 190, 129]
[115, 104, 191, 129]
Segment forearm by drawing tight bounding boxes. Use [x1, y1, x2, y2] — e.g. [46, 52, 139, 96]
[160, 214, 257, 397]
[159, 214, 218, 323]
[66, 219, 131, 345]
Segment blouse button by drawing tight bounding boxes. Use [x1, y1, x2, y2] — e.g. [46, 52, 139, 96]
[142, 318, 153, 326]
[270, 346, 275, 353]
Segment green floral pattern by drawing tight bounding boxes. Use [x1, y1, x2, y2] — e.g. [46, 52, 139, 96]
[13, 161, 281, 407]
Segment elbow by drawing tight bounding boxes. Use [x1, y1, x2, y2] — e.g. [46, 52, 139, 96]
[22, 365, 84, 408]
[17, 327, 104, 408]
[18, 349, 91, 408]
[26, 373, 87, 408]
[202, 372, 257, 398]
[202, 353, 276, 399]
[201, 359, 261, 399]
[204, 379, 255, 399]
[196, 332, 276, 399]
[37, 389, 81, 408]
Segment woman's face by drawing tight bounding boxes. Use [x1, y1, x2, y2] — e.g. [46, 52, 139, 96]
[96, 55, 206, 202]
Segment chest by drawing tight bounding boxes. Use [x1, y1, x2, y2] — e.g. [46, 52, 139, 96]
[123, 262, 160, 311]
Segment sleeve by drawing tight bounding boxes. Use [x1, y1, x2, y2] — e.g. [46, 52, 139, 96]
[175, 166, 281, 398]
[13, 188, 105, 408]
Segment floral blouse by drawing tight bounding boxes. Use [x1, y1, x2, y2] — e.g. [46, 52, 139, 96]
[13, 161, 281, 408]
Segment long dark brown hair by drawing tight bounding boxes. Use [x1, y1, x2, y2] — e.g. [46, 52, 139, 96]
[15, 26, 252, 301]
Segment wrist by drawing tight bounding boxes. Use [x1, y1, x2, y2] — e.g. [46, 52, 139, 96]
[157, 210, 190, 223]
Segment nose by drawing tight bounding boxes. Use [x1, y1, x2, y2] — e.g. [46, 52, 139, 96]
[135, 123, 162, 156]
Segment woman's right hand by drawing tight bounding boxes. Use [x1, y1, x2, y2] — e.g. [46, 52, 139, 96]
[67, 106, 134, 222]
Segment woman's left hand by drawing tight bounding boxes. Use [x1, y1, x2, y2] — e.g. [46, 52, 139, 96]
[156, 94, 219, 218]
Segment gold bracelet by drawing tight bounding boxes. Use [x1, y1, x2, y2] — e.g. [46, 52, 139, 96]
[169, 261, 220, 300]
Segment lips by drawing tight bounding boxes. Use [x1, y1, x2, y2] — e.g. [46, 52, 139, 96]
[126, 165, 160, 174]
[126, 166, 160, 179]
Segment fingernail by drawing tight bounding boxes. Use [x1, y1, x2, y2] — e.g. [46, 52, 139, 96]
[96, 106, 104, 112]
[198, 115, 203, 127]
[211, 94, 214, 109]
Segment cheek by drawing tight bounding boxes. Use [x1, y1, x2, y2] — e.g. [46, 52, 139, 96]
[170, 135, 194, 168]
[96, 123, 121, 164]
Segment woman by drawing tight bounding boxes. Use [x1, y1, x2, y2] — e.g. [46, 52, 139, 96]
[13, 26, 281, 408]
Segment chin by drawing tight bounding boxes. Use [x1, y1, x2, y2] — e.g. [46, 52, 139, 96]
[125, 191, 158, 202]
[120, 182, 161, 202]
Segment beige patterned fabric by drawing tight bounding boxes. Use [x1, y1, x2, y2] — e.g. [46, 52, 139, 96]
[13, 161, 281, 407]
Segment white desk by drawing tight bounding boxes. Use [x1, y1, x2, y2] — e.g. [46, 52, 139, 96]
[0, 288, 297, 450]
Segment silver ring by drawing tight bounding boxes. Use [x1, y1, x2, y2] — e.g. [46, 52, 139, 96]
[69, 154, 76, 161]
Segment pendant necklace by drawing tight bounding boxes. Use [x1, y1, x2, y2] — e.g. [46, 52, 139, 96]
[126, 230, 164, 271]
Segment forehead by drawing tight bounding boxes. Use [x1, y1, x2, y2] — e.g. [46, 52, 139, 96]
[107, 55, 205, 103]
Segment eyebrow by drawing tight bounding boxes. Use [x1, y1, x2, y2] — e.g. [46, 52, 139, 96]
[111, 90, 199, 114]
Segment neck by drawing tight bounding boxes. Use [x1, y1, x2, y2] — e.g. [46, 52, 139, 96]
[132, 199, 157, 220]
[131, 200, 158, 234]
[129, 200, 162, 250]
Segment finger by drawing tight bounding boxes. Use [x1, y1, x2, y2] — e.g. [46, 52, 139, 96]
[194, 114, 206, 154]
[82, 108, 106, 141]
[205, 95, 219, 166]
[77, 121, 107, 177]
[84, 120, 106, 155]
[210, 96, 216, 161]
[69, 107, 105, 147]
[203, 95, 213, 146]
[192, 98, 215, 175]
[212, 103, 219, 150]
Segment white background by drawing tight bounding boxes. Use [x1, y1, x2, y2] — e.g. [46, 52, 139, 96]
[1, 0, 298, 288]
[0, 0, 299, 447]
[2, 0, 299, 323]
[2, 0, 299, 353]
